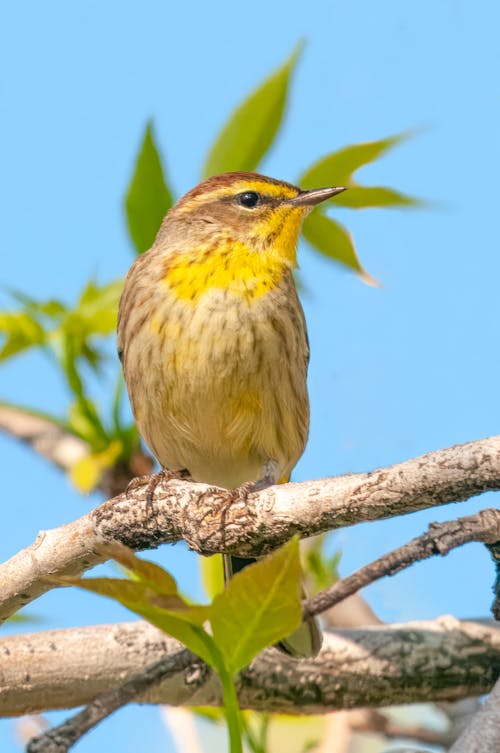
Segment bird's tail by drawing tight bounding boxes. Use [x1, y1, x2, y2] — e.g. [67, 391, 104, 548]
[223, 554, 322, 659]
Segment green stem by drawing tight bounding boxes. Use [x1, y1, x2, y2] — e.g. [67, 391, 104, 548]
[218, 661, 243, 753]
[195, 631, 243, 753]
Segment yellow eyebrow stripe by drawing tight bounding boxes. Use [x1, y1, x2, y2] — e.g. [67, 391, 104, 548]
[176, 181, 298, 212]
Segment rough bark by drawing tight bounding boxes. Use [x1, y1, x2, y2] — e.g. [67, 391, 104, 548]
[2, 434, 500, 624]
[1, 618, 499, 718]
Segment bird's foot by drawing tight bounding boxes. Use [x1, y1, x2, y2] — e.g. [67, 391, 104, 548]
[126, 468, 191, 516]
[219, 463, 280, 543]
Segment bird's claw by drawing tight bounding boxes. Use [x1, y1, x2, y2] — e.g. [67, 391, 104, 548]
[126, 468, 191, 516]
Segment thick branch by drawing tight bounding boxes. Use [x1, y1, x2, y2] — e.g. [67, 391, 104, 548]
[25, 648, 203, 753]
[1, 618, 499, 718]
[2, 435, 500, 623]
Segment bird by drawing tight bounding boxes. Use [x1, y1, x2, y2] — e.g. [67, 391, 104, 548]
[117, 171, 346, 657]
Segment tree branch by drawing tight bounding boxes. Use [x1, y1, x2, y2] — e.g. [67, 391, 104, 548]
[0, 404, 154, 498]
[303, 508, 500, 618]
[0, 406, 86, 472]
[26, 506, 500, 753]
[449, 676, 500, 752]
[1, 618, 499, 718]
[25, 648, 204, 753]
[2, 434, 500, 623]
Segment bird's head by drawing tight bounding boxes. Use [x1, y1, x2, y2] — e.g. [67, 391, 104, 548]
[158, 172, 346, 265]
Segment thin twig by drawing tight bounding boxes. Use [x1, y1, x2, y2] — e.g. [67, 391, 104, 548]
[303, 508, 500, 618]
[26, 648, 205, 753]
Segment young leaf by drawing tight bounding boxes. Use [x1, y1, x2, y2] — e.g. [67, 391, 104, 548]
[125, 122, 174, 255]
[7, 289, 67, 319]
[0, 311, 46, 361]
[302, 211, 379, 287]
[100, 542, 179, 595]
[303, 535, 341, 593]
[67, 397, 109, 448]
[210, 537, 302, 673]
[200, 554, 225, 599]
[69, 278, 124, 336]
[69, 440, 123, 493]
[202, 44, 302, 178]
[300, 132, 410, 188]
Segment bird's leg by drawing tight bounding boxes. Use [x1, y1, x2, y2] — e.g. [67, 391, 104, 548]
[220, 459, 280, 546]
[231, 459, 281, 500]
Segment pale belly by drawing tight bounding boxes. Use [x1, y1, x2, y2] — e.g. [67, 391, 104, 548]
[121, 284, 309, 489]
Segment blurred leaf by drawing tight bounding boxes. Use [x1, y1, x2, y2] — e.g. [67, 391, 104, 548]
[57, 574, 215, 666]
[300, 131, 410, 188]
[303, 535, 341, 593]
[0, 311, 46, 361]
[68, 278, 123, 337]
[203, 43, 302, 177]
[101, 542, 179, 594]
[125, 122, 173, 254]
[333, 185, 419, 209]
[302, 211, 379, 286]
[0, 280, 121, 375]
[69, 439, 123, 493]
[266, 715, 325, 753]
[210, 537, 302, 673]
[190, 706, 225, 723]
[4, 611, 42, 625]
[67, 398, 108, 448]
[7, 289, 67, 319]
[111, 373, 126, 433]
[200, 554, 225, 599]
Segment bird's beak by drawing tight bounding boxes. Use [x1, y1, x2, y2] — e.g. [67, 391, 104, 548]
[287, 186, 347, 207]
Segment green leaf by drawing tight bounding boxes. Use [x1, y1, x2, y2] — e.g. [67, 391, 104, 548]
[58, 575, 215, 666]
[67, 398, 108, 448]
[210, 537, 302, 673]
[202, 44, 302, 178]
[69, 440, 123, 493]
[0, 311, 46, 361]
[125, 122, 174, 254]
[302, 211, 379, 286]
[72, 278, 123, 336]
[7, 289, 67, 319]
[200, 554, 225, 599]
[101, 542, 179, 595]
[333, 185, 419, 209]
[300, 132, 410, 188]
[4, 611, 42, 625]
[303, 535, 341, 593]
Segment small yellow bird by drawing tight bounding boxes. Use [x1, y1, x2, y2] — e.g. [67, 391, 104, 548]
[118, 172, 345, 657]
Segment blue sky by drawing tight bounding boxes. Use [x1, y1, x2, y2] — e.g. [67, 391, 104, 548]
[1, 1, 499, 750]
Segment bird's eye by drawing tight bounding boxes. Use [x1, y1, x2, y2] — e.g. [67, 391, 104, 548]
[236, 191, 260, 208]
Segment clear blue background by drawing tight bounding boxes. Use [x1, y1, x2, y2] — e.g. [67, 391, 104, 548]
[1, 1, 499, 750]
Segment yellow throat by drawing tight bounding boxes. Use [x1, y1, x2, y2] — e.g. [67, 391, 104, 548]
[156, 173, 345, 304]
